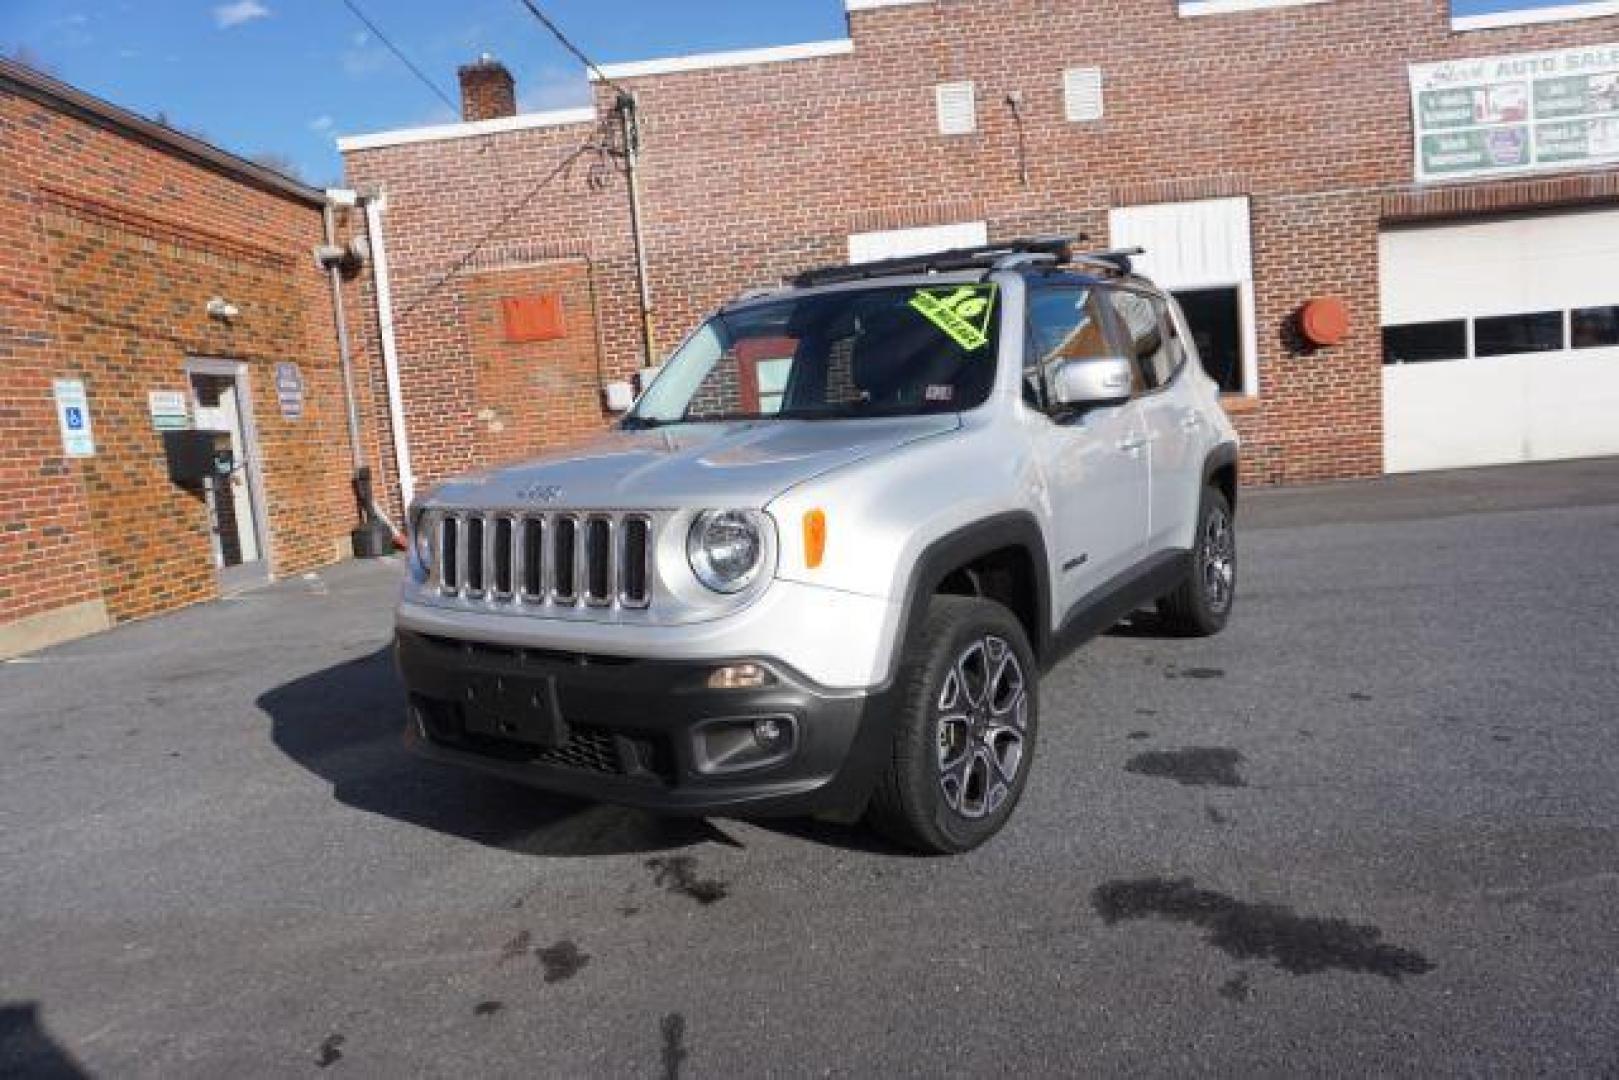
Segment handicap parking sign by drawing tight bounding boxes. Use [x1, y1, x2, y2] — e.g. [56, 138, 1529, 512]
[52, 379, 97, 458]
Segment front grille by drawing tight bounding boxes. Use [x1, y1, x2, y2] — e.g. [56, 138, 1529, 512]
[431, 510, 654, 610]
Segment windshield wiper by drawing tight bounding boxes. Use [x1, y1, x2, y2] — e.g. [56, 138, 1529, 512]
[620, 415, 670, 431]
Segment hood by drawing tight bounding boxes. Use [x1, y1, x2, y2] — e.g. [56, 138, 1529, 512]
[425, 414, 961, 511]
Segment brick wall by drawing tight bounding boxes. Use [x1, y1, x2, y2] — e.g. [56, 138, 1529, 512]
[1, 75, 371, 645]
[344, 0, 1619, 492]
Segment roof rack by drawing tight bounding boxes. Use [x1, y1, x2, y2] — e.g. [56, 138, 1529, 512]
[791, 235, 1083, 288]
[1069, 246, 1145, 277]
[790, 236, 1148, 288]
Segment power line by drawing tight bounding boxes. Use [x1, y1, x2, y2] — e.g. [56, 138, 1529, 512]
[388, 136, 607, 328]
[337, 0, 461, 116]
[510, 0, 628, 100]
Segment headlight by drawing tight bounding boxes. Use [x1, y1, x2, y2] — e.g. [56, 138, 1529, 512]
[411, 511, 436, 571]
[687, 510, 766, 593]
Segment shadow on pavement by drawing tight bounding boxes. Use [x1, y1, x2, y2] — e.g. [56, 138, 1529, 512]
[0, 1003, 90, 1079]
[257, 647, 737, 858]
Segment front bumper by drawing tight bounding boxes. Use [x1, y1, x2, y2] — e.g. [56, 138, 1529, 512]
[394, 630, 900, 817]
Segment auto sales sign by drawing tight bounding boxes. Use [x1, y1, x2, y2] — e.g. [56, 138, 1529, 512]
[1410, 43, 1619, 182]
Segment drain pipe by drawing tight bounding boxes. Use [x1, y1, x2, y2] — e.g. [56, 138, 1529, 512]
[319, 189, 394, 557]
[359, 189, 418, 511]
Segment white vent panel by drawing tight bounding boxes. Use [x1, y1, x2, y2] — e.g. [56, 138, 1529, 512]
[1063, 67, 1104, 122]
[935, 81, 977, 136]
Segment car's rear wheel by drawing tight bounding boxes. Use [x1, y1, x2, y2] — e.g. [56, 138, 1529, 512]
[866, 596, 1039, 855]
[1157, 486, 1236, 637]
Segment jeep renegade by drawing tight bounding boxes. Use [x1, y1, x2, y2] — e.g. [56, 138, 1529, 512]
[395, 238, 1240, 854]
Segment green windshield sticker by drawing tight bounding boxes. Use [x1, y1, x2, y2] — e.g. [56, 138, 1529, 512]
[910, 285, 997, 352]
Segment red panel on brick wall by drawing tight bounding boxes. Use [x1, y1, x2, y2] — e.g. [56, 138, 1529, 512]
[501, 294, 566, 342]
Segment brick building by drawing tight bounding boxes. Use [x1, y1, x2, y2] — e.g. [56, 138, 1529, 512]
[342, 0, 1619, 506]
[0, 59, 385, 657]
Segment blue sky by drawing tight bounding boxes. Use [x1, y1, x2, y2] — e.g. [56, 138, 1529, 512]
[0, 0, 1603, 186]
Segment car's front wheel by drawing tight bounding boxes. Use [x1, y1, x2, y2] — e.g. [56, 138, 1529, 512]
[866, 596, 1039, 855]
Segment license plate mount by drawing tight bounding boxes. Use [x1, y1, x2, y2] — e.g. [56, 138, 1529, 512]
[461, 673, 568, 747]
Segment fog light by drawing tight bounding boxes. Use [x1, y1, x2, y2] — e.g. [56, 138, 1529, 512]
[754, 718, 785, 747]
[708, 663, 770, 690]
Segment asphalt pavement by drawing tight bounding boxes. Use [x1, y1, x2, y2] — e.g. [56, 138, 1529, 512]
[2, 458, 1617, 1077]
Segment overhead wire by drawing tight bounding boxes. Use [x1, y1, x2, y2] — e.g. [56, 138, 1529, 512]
[333, 0, 619, 326]
[510, 0, 629, 100]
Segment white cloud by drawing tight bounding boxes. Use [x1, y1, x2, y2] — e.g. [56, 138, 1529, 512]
[308, 115, 334, 133]
[213, 1, 269, 29]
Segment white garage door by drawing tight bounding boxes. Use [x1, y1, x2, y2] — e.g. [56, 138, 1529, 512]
[1380, 208, 1619, 473]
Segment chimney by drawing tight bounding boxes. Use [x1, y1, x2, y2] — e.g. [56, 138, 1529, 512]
[458, 54, 516, 122]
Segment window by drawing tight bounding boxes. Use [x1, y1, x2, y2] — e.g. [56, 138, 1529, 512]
[1572, 306, 1619, 349]
[1383, 320, 1468, 365]
[1063, 67, 1104, 122]
[1107, 289, 1184, 389]
[935, 82, 976, 136]
[630, 284, 1001, 426]
[1175, 287, 1245, 390]
[1474, 311, 1564, 357]
[1025, 286, 1111, 410]
[1109, 197, 1256, 395]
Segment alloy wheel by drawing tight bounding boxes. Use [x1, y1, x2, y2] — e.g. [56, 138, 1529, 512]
[935, 635, 1028, 820]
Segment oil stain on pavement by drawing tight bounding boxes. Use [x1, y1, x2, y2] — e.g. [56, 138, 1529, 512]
[646, 856, 729, 905]
[473, 1001, 504, 1017]
[315, 1033, 345, 1068]
[661, 1012, 688, 1079]
[1092, 877, 1435, 979]
[1125, 748, 1247, 788]
[1218, 970, 1255, 1002]
[536, 940, 591, 983]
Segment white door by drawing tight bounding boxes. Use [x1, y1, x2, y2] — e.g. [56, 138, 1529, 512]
[1380, 209, 1619, 472]
[190, 370, 264, 569]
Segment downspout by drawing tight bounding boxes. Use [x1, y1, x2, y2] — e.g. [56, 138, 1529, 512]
[360, 191, 418, 510]
[320, 190, 395, 556]
[617, 92, 657, 367]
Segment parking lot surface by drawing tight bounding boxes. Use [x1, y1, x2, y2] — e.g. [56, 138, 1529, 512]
[3, 459, 1618, 1076]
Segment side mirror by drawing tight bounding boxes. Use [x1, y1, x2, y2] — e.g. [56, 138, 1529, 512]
[1049, 357, 1134, 410]
[602, 381, 636, 413]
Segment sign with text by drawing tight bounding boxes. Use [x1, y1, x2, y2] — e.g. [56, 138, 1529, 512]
[147, 390, 192, 431]
[275, 362, 305, 420]
[52, 378, 96, 458]
[1410, 43, 1619, 182]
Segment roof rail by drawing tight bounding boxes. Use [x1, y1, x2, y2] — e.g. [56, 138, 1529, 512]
[791, 235, 1084, 288]
[1068, 246, 1145, 278]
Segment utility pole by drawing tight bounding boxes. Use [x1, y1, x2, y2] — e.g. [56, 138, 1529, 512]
[617, 92, 657, 369]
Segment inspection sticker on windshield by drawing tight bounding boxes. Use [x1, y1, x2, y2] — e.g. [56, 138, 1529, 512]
[910, 285, 996, 351]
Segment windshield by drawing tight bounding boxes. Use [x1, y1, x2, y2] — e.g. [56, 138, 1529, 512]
[627, 283, 1000, 426]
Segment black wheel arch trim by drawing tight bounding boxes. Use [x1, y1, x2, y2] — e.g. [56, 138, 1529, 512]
[883, 511, 1052, 686]
[1203, 441, 1240, 508]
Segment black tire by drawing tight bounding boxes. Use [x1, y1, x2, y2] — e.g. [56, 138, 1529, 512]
[866, 596, 1039, 855]
[1157, 486, 1236, 637]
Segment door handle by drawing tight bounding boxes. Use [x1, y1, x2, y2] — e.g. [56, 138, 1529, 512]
[1116, 437, 1148, 454]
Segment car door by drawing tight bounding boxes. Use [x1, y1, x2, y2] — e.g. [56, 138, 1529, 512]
[1024, 285, 1150, 620]
[1103, 286, 1205, 554]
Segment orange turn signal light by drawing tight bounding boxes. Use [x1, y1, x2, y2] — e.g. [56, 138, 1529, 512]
[803, 510, 827, 569]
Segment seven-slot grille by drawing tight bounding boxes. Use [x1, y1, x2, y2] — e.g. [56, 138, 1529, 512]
[431, 511, 653, 609]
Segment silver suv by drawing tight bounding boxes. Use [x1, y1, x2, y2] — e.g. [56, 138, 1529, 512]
[395, 238, 1239, 854]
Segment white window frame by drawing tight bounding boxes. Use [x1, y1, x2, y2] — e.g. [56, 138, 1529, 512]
[1109, 198, 1259, 398]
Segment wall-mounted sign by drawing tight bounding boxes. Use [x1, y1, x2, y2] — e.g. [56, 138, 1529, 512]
[1410, 43, 1619, 183]
[147, 390, 192, 431]
[52, 378, 96, 458]
[275, 362, 305, 420]
[501, 294, 566, 343]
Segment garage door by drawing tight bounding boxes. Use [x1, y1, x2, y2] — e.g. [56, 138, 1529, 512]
[1380, 208, 1619, 473]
